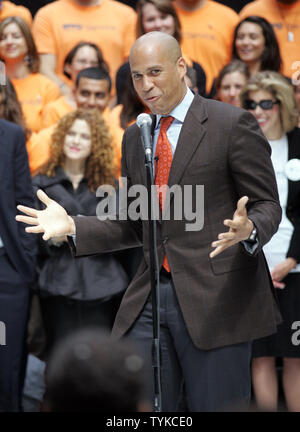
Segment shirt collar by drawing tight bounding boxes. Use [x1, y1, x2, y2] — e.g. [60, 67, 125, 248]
[155, 87, 194, 128]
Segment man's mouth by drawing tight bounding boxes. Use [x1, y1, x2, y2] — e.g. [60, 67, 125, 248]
[146, 96, 159, 102]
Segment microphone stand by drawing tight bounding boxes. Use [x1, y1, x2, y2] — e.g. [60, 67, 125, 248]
[144, 153, 162, 413]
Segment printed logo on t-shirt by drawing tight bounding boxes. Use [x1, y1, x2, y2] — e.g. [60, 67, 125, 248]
[273, 22, 300, 31]
[63, 24, 82, 30]
[184, 32, 215, 41]
[62, 24, 116, 32]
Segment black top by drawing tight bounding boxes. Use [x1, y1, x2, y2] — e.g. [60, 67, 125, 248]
[33, 168, 130, 300]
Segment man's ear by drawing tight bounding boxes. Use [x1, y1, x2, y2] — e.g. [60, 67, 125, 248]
[177, 56, 187, 80]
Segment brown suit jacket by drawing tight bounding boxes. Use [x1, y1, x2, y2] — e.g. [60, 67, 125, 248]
[72, 95, 282, 350]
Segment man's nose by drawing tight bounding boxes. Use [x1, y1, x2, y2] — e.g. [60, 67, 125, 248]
[142, 76, 153, 91]
[88, 94, 96, 107]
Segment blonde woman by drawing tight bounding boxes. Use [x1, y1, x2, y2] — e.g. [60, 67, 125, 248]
[241, 71, 300, 412]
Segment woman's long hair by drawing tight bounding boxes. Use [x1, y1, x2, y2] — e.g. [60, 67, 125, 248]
[0, 78, 31, 138]
[232, 16, 282, 73]
[136, 0, 181, 42]
[120, 76, 145, 129]
[0, 16, 40, 73]
[63, 41, 109, 80]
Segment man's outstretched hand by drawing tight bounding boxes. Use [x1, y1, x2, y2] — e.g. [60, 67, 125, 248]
[16, 189, 75, 241]
[210, 196, 254, 258]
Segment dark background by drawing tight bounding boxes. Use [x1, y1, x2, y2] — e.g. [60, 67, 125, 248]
[12, 0, 252, 16]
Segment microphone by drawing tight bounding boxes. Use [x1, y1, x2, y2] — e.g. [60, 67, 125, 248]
[136, 113, 153, 163]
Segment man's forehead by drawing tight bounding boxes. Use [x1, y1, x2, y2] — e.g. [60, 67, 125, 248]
[78, 77, 109, 91]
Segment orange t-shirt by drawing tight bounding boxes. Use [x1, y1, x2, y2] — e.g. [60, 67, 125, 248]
[42, 95, 74, 129]
[26, 125, 55, 175]
[32, 0, 137, 88]
[174, 1, 239, 94]
[28, 106, 123, 177]
[240, 0, 300, 79]
[0, 1, 32, 27]
[12, 73, 61, 133]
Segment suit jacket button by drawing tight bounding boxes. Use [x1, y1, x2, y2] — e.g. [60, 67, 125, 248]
[163, 236, 169, 244]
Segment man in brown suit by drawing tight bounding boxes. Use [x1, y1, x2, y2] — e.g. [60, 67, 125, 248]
[17, 32, 282, 411]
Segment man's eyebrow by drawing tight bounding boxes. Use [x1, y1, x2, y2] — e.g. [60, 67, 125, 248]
[131, 65, 163, 74]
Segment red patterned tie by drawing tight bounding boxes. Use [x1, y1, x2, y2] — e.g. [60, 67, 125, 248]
[155, 116, 174, 272]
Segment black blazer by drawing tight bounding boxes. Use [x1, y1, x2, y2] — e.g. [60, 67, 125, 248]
[73, 95, 282, 349]
[285, 127, 300, 262]
[0, 119, 36, 282]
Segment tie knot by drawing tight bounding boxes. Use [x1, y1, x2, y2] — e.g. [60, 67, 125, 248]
[160, 116, 174, 133]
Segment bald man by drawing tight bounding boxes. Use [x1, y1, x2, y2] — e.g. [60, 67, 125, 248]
[16, 32, 282, 411]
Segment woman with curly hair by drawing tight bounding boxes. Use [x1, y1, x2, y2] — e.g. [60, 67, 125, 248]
[33, 108, 128, 355]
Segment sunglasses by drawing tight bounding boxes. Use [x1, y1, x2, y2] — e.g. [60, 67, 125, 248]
[244, 99, 279, 110]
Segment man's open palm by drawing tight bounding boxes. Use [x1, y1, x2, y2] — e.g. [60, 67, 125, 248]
[210, 196, 253, 258]
[16, 189, 75, 241]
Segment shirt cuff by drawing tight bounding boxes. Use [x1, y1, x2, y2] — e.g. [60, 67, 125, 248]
[241, 238, 259, 255]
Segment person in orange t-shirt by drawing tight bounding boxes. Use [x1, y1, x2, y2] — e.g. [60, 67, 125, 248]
[0, 74, 46, 176]
[42, 41, 109, 129]
[240, 0, 300, 79]
[174, 0, 239, 95]
[0, 17, 61, 132]
[0, 1, 32, 27]
[37, 67, 123, 177]
[32, 0, 137, 96]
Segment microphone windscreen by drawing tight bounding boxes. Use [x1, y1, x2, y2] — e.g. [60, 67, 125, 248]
[136, 113, 152, 128]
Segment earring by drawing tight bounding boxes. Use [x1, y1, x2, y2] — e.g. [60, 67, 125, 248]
[24, 54, 32, 68]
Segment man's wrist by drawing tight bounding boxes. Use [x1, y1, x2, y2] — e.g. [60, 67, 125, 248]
[246, 219, 255, 241]
[68, 216, 76, 236]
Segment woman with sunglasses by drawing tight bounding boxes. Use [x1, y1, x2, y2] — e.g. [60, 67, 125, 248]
[240, 71, 300, 412]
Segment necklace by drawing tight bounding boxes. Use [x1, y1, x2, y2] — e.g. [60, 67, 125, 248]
[276, 2, 299, 43]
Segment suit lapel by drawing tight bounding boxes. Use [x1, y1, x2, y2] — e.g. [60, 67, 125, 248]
[162, 96, 207, 217]
[169, 96, 207, 187]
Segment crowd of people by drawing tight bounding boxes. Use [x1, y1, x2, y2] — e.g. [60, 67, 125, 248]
[0, 0, 300, 413]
